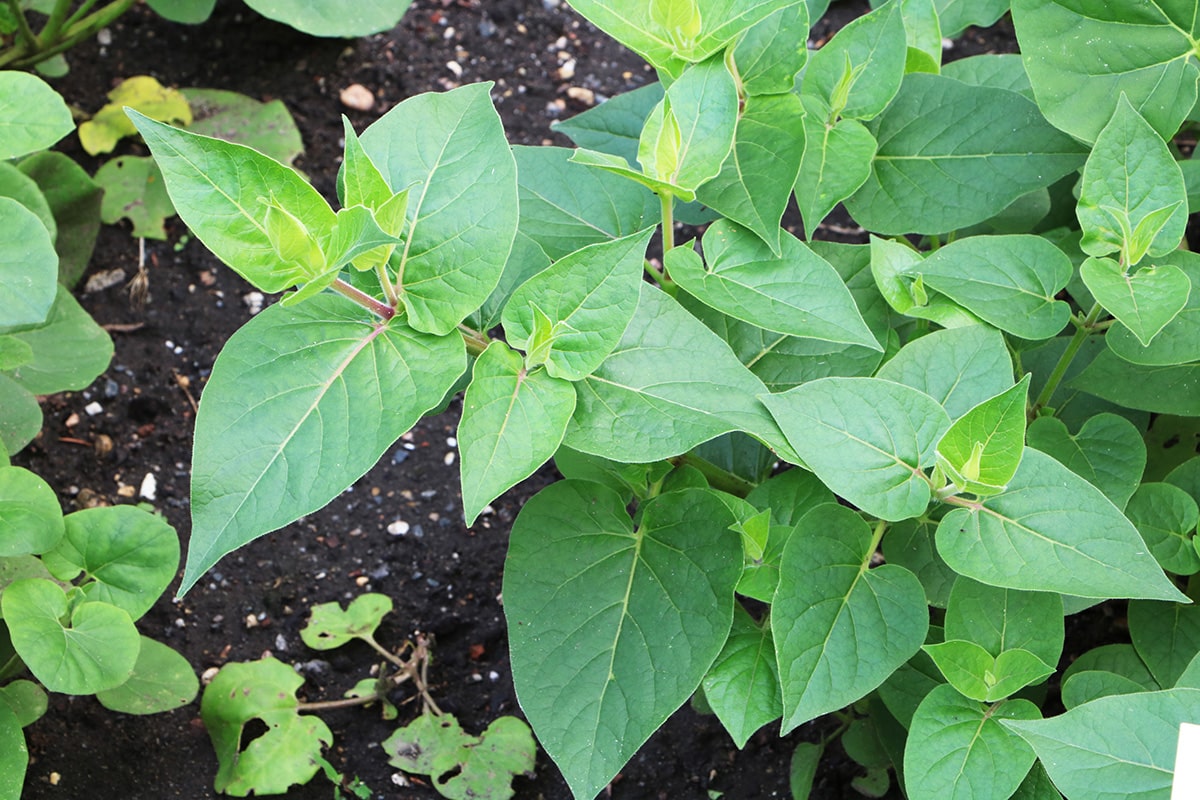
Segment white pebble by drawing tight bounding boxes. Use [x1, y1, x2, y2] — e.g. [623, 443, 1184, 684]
[84, 401, 103, 416]
[139, 472, 157, 500]
[388, 519, 410, 536]
[243, 292, 264, 314]
[446, 437, 457, 447]
[446, 60, 463, 78]
[443, 451, 456, 466]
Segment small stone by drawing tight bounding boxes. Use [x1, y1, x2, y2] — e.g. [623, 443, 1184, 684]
[84, 268, 126, 293]
[443, 451, 455, 466]
[245, 614, 259, 628]
[84, 401, 103, 416]
[388, 519, 410, 536]
[200, 666, 221, 685]
[94, 434, 114, 458]
[65, 412, 80, 428]
[49, 773, 60, 786]
[243, 291, 264, 315]
[97, 28, 112, 45]
[446, 60, 463, 78]
[116, 483, 136, 498]
[566, 86, 596, 106]
[355, 575, 369, 587]
[340, 83, 375, 111]
[557, 58, 576, 80]
[139, 472, 157, 500]
[275, 634, 288, 651]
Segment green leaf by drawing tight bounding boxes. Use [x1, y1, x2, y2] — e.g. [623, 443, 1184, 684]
[876, 325, 1013, 420]
[695, 92, 806, 253]
[700, 604, 781, 748]
[512, 146, 657, 261]
[936, 448, 1185, 601]
[0, 375, 40, 455]
[794, 96, 877, 237]
[936, 0, 1010, 37]
[95, 636, 198, 714]
[565, 283, 794, 463]
[144, 0, 216, 23]
[1061, 670, 1149, 709]
[502, 229, 652, 381]
[0, 197, 57, 329]
[773, 503, 928, 731]
[924, 640, 1054, 702]
[762, 377, 951, 521]
[458, 343, 576, 524]
[919, 235, 1073, 340]
[1011, 0, 1200, 143]
[0, 72, 73, 159]
[668, 221, 878, 348]
[383, 713, 535, 800]
[565, 0, 791, 73]
[802, 0, 907, 120]
[552, 84, 664, 165]
[93, 155, 175, 240]
[789, 741, 823, 799]
[299, 593, 392, 651]
[569, 147, 694, 201]
[0, 466, 63, 557]
[42, 505, 178, 620]
[201, 657, 333, 795]
[552, 446, 666, 504]
[733, 3, 809, 96]
[1025, 413, 1145, 511]
[642, 54, 739, 190]
[504, 483, 741, 799]
[1077, 96, 1188, 263]
[129, 111, 335, 291]
[17, 152, 103, 288]
[3, 578, 139, 694]
[1126, 483, 1200, 575]
[184, 88, 304, 166]
[1106, 250, 1200, 366]
[905, 684, 1039, 800]
[945, 578, 1064, 667]
[338, 116, 392, 209]
[846, 74, 1087, 234]
[1071, 349, 1200, 416]
[1168, 457, 1200, 507]
[882, 518, 957, 608]
[942, 53, 1034, 98]
[1129, 600, 1200, 689]
[0, 162, 54, 240]
[0, 702, 26, 800]
[868, 235, 982, 328]
[1, 287, 112, 396]
[899, 0, 942, 73]
[935, 375, 1029, 495]
[1081, 258, 1190, 347]
[241, 0, 412, 36]
[0, 680, 46, 728]
[1003, 688, 1200, 799]
[185, 294, 465, 593]
[358, 83, 518, 335]
[877, 638, 946, 729]
[1063, 643, 1159, 691]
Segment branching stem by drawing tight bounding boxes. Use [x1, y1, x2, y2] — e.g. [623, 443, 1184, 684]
[332, 278, 395, 321]
[1029, 301, 1104, 420]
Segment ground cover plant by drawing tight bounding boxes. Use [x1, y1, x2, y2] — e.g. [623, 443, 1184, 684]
[107, 0, 1200, 797]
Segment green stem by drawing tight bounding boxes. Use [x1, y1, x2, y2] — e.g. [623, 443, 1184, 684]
[660, 192, 675, 254]
[1029, 301, 1103, 419]
[671, 453, 757, 498]
[62, 0, 101, 30]
[375, 261, 399, 307]
[458, 324, 490, 357]
[6, 0, 39, 52]
[3, 0, 134, 68]
[332, 278, 395, 321]
[37, 0, 73, 45]
[867, 518, 888, 556]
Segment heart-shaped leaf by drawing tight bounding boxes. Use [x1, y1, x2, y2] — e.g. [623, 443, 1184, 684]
[1080, 257, 1190, 346]
[300, 593, 393, 651]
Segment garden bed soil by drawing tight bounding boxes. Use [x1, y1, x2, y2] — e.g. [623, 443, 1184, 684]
[10, 2, 1036, 798]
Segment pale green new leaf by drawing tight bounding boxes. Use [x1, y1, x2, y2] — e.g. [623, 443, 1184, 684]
[1129, 600, 1200, 689]
[924, 640, 1054, 702]
[1077, 95, 1188, 262]
[762, 377, 950, 521]
[802, 0, 906, 121]
[668, 220, 878, 348]
[1106, 251, 1200, 365]
[502, 229, 652, 381]
[695, 92, 806, 253]
[935, 375, 1029, 496]
[512, 146, 657, 261]
[551, 84, 664, 166]
[504, 482, 741, 800]
[1080, 258, 1190, 347]
[1003, 689, 1200, 800]
[701, 604, 782, 748]
[1125, 483, 1200, 575]
[919, 235, 1072, 340]
[869, 235, 982, 328]
[644, 54, 739, 191]
[905, 684, 1039, 800]
[1025, 413, 1145, 511]
[936, 448, 1185, 601]
[945, 578, 1064, 667]
[458, 343, 576, 524]
[337, 116, 392, 209]
[0, 72, 73, 159]
[0, 197, 57, 328]
[358, 83, 518, 335]
[1011, 0, 1200, 143]
[185, 294, 465, 593]
[565, 283, 795, 463]
[300, 593, 392, 651]
[128, 111, 336, 294]
[794, 95, 877, 237]
[876, 325, 1013, 420]
[568, 147, 693, 201]
[772, 503, 928, 731]
[846, 73, 1087, 234]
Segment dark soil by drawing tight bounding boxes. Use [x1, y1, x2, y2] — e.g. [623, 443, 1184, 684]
[11, 2, 1024, 798]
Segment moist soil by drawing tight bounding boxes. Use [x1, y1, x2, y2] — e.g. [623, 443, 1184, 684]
[9, 2, 1043, 798]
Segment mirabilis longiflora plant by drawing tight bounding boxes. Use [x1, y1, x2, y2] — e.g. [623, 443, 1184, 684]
[130, 0, 1200, 796]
